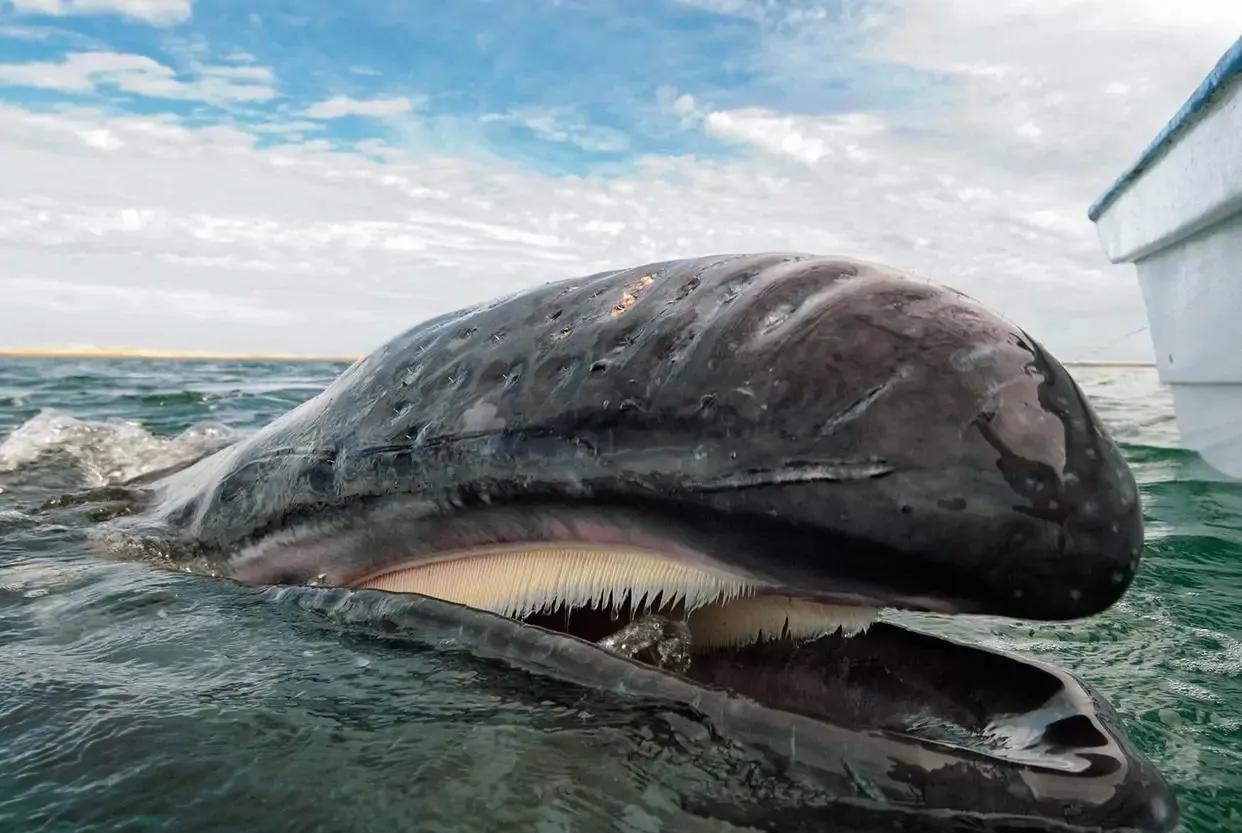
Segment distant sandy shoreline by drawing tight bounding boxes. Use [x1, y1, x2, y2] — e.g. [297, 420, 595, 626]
[1063, 360, 1156, 368]
[0, 346, 1155, 368]
[0, 346, 359, 363]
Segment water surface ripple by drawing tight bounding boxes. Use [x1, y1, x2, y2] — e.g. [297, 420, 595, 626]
[0, 359, 1237, 832]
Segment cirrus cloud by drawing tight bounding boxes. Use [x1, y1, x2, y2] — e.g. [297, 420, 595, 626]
[304, 95, 420, 119]
[7, 0, 191, 26]
[0, 50, 275, 102]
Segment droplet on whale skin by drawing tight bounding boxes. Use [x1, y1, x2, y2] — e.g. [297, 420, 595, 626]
[459, 401, 506, 432]
[950, 344, 997, 372]
[760, 303, 796, 333]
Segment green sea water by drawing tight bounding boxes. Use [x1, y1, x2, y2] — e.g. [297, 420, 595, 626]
[0, 358, 1238, 832]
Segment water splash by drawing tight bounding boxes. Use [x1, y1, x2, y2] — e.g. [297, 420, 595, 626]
[0, 409, 236, 487]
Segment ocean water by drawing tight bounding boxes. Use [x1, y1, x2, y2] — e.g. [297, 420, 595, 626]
[0, 358, 1238, 832]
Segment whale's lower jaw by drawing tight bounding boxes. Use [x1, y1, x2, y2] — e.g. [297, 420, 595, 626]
[274, 578, 1179, 833]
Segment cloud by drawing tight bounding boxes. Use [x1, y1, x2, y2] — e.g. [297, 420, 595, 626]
[0, 22, 91, 40]
[197, 64, 271, 82]
[868, 0, 1242, 179]
[2, 275, 293, 326]
[703, 108, 882, 165]
[246, 118, 323, 135]
[670, 0, 806, 24]
[483, 108, 631, 153]
[0, 98, 1146, 358]
[2, 2, 1240, 360]
[0, 50, 275, 102]
[304, 95, 418, 119]
[7, 0, 191, 26]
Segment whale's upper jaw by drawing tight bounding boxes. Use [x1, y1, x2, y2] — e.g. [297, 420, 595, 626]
[137, 253, 1141, 624]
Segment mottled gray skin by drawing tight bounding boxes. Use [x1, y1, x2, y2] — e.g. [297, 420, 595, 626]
[117, 253, 1172, 830]
[136, 252, 1140, 621]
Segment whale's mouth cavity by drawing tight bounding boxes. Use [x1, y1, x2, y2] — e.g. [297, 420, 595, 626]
[349, 541, 928, 729]
[343, 540, 1114, 764]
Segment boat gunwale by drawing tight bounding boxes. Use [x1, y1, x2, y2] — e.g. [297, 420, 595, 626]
[1088, 36, 1242, 222]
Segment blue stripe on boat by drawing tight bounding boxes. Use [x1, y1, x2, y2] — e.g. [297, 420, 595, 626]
[1089, 36, 1242, 222]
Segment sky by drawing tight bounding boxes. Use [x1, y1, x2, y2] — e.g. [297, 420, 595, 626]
[0, 1, 1239, 359]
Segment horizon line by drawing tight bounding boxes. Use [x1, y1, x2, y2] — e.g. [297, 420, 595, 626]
[0, 345, 361, 363]
[0, 345, 1156, 368]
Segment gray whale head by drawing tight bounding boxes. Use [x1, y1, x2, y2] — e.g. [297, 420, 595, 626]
[110, 253, 1169, 830]
[141, 252, 1140, 621]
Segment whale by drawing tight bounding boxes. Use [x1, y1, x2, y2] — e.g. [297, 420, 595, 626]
[107, 253, 1177, 831]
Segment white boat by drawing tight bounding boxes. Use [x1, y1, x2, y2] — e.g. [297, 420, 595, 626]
[1091, 36, 1242, 477]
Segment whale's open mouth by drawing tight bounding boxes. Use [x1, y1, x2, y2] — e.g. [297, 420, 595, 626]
[226, 497, 953, 726]
[349, 543, 918, 731]
[221, 494, 1078, 742]
[353, 542, 878, 654]
[271, 521, 1139, 785]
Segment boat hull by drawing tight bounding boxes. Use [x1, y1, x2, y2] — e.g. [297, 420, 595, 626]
[1092, 38, 1242, 477]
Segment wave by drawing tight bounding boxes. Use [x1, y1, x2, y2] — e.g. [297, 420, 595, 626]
[0, 409, 237, 487]
[117, 391, 216, 406]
